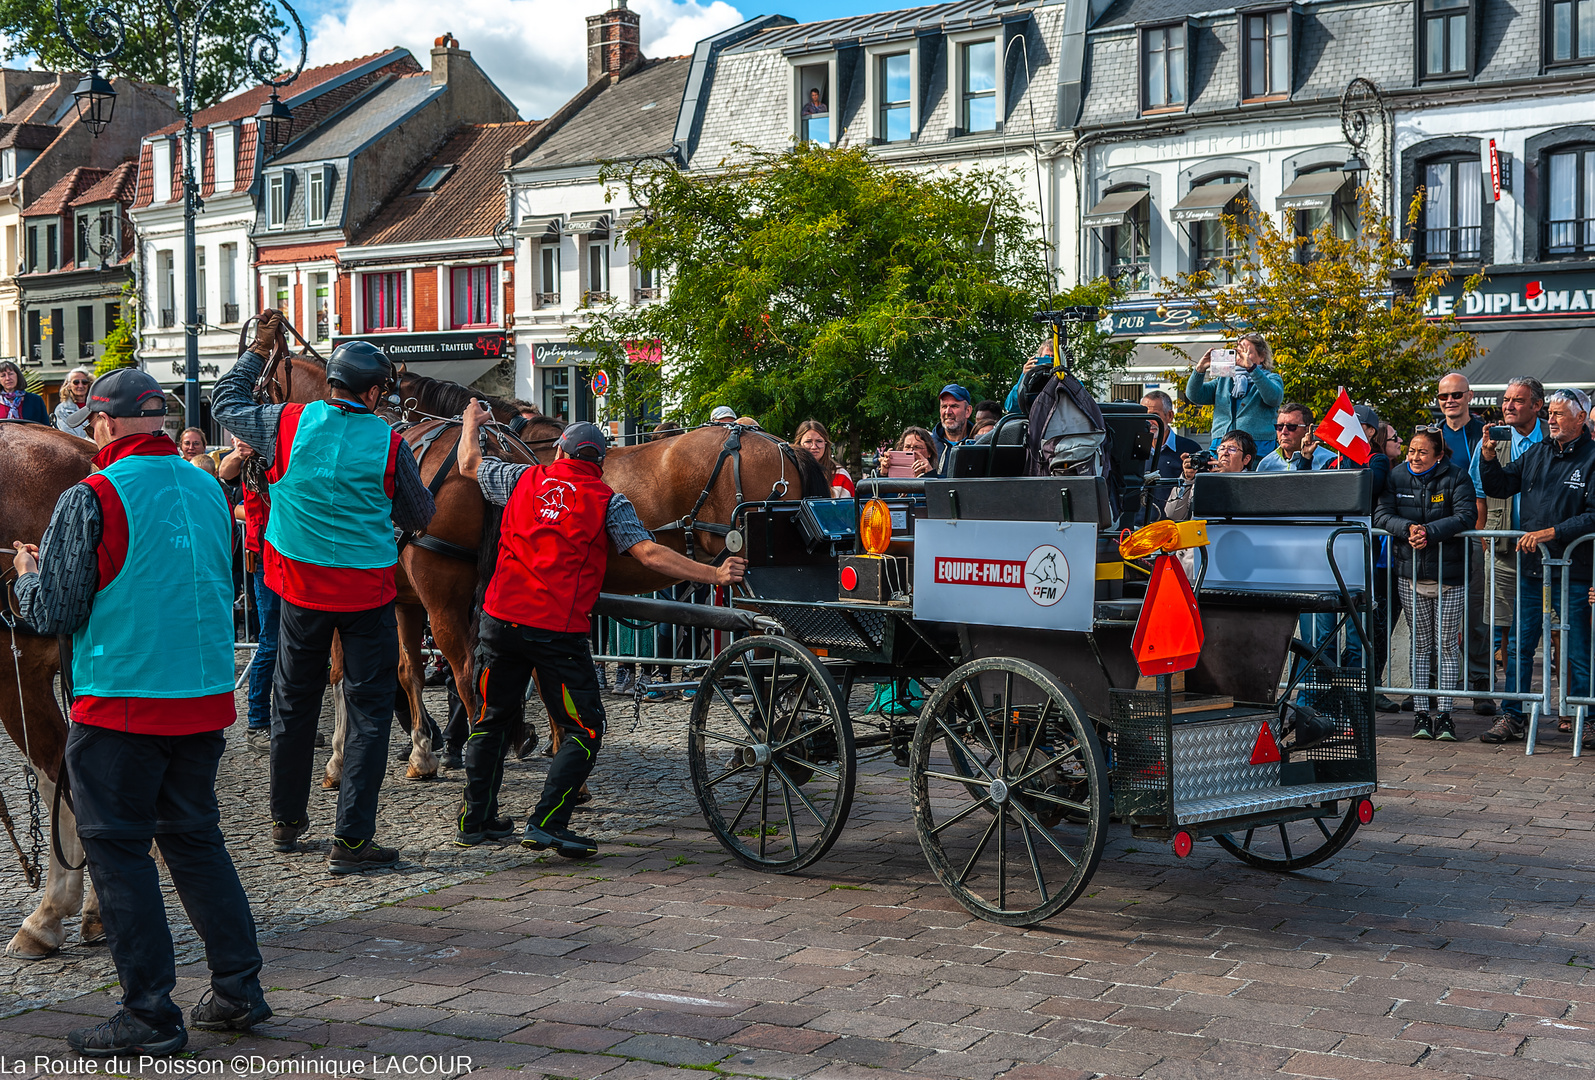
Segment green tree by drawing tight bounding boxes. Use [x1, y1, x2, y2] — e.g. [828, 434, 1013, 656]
[1158, 190, 1482, 432]
[3, 0, 288, 110]
[574, 144, 1057, 454]
[95, 281, 137, 376]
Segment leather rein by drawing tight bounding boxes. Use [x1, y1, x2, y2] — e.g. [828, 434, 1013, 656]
[652, 424, 806, 561]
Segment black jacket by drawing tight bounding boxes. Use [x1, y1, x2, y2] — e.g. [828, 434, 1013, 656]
[1151, 433, 1201, 509]
[1480, 431, 1595, 579]
[1374, 459, 1477, 585]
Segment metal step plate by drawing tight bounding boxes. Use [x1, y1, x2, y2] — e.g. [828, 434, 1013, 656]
[1175, 781, 1377, 825]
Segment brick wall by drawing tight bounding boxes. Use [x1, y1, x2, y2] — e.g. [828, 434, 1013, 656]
[413, 267, 437, 331]
[337, 274, 352, 336]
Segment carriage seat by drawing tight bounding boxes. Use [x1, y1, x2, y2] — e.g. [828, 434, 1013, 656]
[1191, 469, 1373, 518]
[945, 414, 1027, 478]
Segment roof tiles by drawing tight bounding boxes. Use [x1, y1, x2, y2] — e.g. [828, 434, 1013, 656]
[22, 166, 108, 217]
[353, 121, 537, 247]
[519, 57, 689, 172]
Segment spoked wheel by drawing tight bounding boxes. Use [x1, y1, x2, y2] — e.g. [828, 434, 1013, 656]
[910, 657, 1108, 926]
[687, 635, 856, 873]
[1213, 800, 1363, 871]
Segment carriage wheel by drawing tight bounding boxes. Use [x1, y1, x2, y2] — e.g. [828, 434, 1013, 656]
[1213, 801, 1362, 872]
[687, 636, 856, 873]
[910, 657, 1108, 926]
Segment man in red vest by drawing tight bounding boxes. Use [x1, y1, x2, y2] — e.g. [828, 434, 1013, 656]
[456, 403, 746, 853]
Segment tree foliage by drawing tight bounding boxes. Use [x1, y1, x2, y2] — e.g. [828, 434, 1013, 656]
[3, 0, 289, 110]
[574, 144, 1059, 453]
[1158, 190, 1482, 432]
[96, 280, 137, 375]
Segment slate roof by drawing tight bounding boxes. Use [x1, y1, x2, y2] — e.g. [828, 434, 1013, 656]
[21, 166, 107, 218]
[0, 122, 60, 151]
[1092, 0, 1219, 30]
[515, 57, 689, 171]
[273, 74, 442, 165]
[72, 159, 138, 207]
[352, 121, 536, 246]
[4, 82, 61, 124]
[723, 0, 1053, 53]
[148, 49, 413, 137]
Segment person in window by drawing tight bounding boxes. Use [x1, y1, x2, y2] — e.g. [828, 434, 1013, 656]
[802, 88, 827, 117]
[793, 419, 854, 497]
[1375, 427, 1477, 742]
[54, 366, 94, 437]
[0, 360, 48, 423]
[1183, 334, 1283, 457]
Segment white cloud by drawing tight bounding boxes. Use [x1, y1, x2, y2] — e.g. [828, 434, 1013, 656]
[305, 0, 745, 119]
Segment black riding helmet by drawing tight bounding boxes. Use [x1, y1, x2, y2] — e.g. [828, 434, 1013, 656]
[327, 340, 393, 396]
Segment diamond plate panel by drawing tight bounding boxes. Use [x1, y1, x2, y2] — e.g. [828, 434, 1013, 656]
[1170, 716, 1280, 803]
[1175, 781, 1377, 825]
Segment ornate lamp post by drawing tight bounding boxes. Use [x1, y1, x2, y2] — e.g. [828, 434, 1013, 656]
[55, 0, 307, 430]
[1339, 77, 1388, 209]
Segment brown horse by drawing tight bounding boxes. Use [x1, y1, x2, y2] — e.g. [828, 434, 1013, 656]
[0, 422, 101, 959]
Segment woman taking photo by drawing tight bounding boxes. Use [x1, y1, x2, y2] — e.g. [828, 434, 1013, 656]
[1184, 333, 1284, 457]
[793, 419, 855, 496]
[891, 426, 939, 479]
[0, 360, 48, 423]
[1373, 426, 1477, 742]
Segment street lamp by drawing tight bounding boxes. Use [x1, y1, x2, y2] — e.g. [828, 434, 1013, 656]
[55, 0, 307, 432]
[1338, 77, 1386, 205]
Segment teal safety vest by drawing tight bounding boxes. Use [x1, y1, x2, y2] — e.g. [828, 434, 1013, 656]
[72, 454, 235, 700]
[264, 401, 397, 569]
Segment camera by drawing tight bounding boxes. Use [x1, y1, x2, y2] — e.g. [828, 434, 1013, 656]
[1488, 424, 1512, 442]
[1187, 450, 1215, 472]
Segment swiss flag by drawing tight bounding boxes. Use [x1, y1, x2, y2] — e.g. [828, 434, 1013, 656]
[1315, 387, 1371, 465]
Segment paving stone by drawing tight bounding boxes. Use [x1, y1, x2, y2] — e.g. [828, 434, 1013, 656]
[606, 1033, 735, 1066]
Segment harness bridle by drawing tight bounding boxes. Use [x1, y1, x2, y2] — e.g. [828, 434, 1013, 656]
[652, 423, 807, 560]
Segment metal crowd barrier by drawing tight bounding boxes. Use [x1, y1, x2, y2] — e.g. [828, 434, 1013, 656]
[589, 585, 737, 695]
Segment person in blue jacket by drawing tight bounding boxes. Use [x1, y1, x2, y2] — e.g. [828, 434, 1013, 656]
[1184, 334, 1283, 457]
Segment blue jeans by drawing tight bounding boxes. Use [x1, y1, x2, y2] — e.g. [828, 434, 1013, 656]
[1504, 571, 1592, 719]
[247, 566, 281, 731]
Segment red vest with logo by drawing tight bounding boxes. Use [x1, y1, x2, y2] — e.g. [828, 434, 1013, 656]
[483, 457, 612, 633]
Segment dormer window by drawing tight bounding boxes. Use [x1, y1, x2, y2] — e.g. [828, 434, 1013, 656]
[266, 172, 288, 230]
[1140, 24, 1187, 112]
[878, 53, 911, 142]
[1550, 0, 1595, 64]
[1242, 10, 1290, 99]
[306, 166, 332, 227]
[795, 60, 833, 146]
[959, 39, 997, 133]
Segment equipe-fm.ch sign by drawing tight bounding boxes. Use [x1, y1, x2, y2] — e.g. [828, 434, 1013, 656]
[1422, 272, 1595, 321]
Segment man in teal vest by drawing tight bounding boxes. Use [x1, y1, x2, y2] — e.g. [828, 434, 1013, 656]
[14, 369, 270, 1057]
[212, 312, 435, 874]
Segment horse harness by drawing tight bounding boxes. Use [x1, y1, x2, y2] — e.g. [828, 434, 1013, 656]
[654, 424, 806, 561]
[404, 416, 546, 564]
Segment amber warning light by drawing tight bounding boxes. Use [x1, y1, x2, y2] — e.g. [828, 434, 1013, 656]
[859, 499, 893, 555]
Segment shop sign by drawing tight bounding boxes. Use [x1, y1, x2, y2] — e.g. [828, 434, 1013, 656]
[167, 360, 222, 378]
[532, 341, 598, 366]
[335, 331, 507, 363]
[1422, 271, 1595, 321]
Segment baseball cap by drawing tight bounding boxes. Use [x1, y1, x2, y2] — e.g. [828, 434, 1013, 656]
[66, 368, 168, 429]
[1353, 403, 1381, 429]
[939, 384, 971, 404]
[709, 405, 736, 422]
[556, 421, 608, 462]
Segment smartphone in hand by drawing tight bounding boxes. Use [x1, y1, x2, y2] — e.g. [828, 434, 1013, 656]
[1488, 425, 1512, 442]
[885, 450, 917, 478]
[1209, 348, 1238, 377]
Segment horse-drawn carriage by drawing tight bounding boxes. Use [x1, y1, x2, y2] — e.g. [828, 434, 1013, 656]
[611, 389, 1382, 927]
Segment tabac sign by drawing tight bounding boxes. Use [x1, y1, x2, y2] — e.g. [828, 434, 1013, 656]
[1421, 270, 1595, 322]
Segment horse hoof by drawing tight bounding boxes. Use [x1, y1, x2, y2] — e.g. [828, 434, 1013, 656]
[6, 926, 62, 960]
[322, 775, 341, 790]
[405, 764, 437, 781]
[80, 916, 105, 945]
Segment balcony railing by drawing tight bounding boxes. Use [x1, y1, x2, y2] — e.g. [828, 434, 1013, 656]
[583, 290, 611, 305]
[195, 308, 206, 325]
[536, 292, 560, 308]
[52, 341, 64, 361]
[79, 341, 95, 358]
[634, 287, 659, 304]
[223, 302, 240, 324]
[1422, 225, 1482, 263]
[1546, 217, 1595, 258]
[1108, 259, 1150, 292]
[29, 343, 41, 360]
[158, 308, 175, 328]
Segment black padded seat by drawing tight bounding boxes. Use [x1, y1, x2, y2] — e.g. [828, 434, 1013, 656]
[1197, 587, 1365, 613]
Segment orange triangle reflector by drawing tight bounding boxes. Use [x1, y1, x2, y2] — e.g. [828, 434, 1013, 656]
[1131, 553, 1205, 676]
[1250, 721, 1282, 764]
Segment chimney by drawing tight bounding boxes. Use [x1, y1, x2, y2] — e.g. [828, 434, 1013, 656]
[586, 0, 642, 84]
[431, 32, 467, 86]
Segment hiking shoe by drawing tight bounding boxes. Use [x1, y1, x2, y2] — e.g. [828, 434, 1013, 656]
[1434, 713, 1456, 741]
[521, 823, 599, 859]
[190, 990, 272, 1032]
[455, 812, 516, 847]
[67, 1010, 187, 1058]
[441, 747, 464, 770]
[1399, 697, 1415, 712]
[271, 820, 308, 852]
[246, 728, 271, 754]
[1412, 712, 1432, 740]
[328, 838, 400, 874]
[1472, 698, 1497, 717]
[1479, 715, 1525, 743]
[1374, 694, 1402, 713]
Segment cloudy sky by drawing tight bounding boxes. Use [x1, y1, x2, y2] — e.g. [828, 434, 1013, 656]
[293, 0, 911, 119]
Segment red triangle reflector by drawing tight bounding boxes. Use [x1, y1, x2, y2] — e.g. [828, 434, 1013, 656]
[1250, 721, 1281, 764]
[1132, 553, 1205, 676]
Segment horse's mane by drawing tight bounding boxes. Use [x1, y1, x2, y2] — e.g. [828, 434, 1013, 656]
[396, 372, 520, 422]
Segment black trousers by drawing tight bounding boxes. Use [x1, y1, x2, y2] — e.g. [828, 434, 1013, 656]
[442, 666, 468, 754]
[66, 725, 263, 1030]
[463, 613, 606, 833]
[272, 599, 397, 841]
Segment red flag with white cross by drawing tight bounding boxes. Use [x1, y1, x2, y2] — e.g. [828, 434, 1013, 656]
[1316, 387, 1370, 465]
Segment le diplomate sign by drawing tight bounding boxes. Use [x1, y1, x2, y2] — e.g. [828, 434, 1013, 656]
[1420, 270, 1595, 322]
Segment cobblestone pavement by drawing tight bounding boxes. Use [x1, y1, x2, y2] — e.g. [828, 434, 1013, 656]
[4, 694, 1595, 1080]
[0, 672, 699, 1016]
